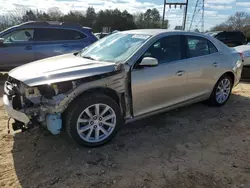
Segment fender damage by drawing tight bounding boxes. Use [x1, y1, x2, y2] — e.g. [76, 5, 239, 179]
[4, 53, 131, 134]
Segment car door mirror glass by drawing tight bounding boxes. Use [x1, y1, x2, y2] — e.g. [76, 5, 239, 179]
[139, 57, 158, 67]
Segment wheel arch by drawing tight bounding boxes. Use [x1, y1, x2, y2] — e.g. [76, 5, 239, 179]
[221, 71, 235, 86]
[210, 71, 235, 98]
[63, 86, 126, 120]
[81, 87, 121, 105]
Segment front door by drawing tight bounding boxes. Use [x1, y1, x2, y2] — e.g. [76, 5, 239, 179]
[131, 35, 188, 116]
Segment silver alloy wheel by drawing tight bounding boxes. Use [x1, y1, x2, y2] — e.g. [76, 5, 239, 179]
[76, 103, 116, 143]
[215, 78, 231, 104]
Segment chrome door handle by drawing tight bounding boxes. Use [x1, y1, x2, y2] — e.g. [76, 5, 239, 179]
[212, 62, 219, 67]
[176, 70, 185, 76]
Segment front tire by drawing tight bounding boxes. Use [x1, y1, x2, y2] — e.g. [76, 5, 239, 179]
[64, 94, 122, 147]
[207, 75, 233, 106]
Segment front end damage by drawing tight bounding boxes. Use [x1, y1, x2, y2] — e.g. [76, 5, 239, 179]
[3, 68, 129, 134]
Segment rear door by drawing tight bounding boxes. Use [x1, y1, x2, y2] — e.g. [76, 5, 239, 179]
[0, 29, 35, 69]
[183, 35, 222, 100]
[33, 28, 88, 61]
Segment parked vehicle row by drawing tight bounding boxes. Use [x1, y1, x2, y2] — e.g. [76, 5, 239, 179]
[3, 29, 243, 146]
[206, 31, 250, 79]
[206, 31, 247, 47]
[0, 21, 98, 70]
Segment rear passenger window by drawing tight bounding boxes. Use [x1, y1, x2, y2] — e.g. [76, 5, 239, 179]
[186, 36, 218, 58]
[187, 36, 209, 58]
[34, 28, 86, 41]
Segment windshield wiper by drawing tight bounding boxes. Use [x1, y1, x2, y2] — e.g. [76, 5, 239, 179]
[82, 56, 96, 60]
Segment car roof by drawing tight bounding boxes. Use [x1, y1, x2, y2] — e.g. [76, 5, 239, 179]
[212, 30, 244, 34]
[0, 21, 93, 37]
[121, 29, 205, 36]
[121, 29, 230, 52]
[3, 21, 91, 31]
[122, 29, 176, 36]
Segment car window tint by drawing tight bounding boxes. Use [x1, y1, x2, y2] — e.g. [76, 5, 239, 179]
[237, 32, 245, 40]
[142, 35, 181, 64]
[208, 41, 218, 54]
[2, 29, 34, 43]
[34, 28, 85, 41]
[186, 36, 209, 58]
[215, 32, 225, 39]
[228, 32, 238, 39]
[65, 30, 86, 40]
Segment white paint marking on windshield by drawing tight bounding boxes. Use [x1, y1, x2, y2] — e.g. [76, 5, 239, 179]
[132, 35, 150, 40]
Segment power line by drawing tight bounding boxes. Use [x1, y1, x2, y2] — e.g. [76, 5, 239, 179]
[189, 0, 199, 31]
[188, 0, 205, 32]
[162, 0, 189, 30]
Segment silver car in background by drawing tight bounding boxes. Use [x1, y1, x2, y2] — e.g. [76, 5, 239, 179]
[3, 29, 243, 147]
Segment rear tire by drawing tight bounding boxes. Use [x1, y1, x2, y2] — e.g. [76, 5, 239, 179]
[64, 94, 122, 147]
[207, 75, 233, 106]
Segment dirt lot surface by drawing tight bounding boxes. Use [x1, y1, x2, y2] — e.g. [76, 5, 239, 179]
[0, 82, 249, 188]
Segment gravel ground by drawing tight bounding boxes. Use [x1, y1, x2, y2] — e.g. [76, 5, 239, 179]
[0, 83, 249, 188]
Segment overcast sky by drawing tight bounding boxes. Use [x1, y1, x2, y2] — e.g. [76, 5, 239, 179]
[0, 0, 249, 30]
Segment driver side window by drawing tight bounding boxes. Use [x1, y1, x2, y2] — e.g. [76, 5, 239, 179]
[3, 29, 34, 43]
[141, 35, 182, 64]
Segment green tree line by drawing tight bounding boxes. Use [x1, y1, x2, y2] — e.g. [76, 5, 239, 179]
[0, 7, 169, 32]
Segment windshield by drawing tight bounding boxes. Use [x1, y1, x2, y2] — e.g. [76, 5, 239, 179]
[80, 32, 151, 63]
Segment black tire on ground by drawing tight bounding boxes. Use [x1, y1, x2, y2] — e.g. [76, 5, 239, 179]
[207, 74, 233, 106]
[64, 93, 123, 147]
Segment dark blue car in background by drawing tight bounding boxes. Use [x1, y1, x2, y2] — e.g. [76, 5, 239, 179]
[0, 21, 97, 70]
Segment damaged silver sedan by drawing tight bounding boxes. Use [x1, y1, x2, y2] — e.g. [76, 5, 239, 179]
[3, 30, 243, 146]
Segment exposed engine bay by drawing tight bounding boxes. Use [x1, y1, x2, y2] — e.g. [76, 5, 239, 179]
[4, 68, 129, 135]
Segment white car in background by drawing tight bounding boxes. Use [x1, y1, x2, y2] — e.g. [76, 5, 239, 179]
[233, 45, 250, 66]
[233, 45, 250, 79]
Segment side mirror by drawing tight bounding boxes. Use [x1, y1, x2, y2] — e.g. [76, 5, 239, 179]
[139, 57, 158, 67]
[0, 38, 4, 46]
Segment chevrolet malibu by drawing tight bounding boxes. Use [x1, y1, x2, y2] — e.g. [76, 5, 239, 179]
[3, 30, 243, 147]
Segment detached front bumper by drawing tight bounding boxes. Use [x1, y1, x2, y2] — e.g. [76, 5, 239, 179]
[3, 94, 30, 124]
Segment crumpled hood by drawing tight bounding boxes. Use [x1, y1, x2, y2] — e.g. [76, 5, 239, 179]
[9, 53, 117, 87]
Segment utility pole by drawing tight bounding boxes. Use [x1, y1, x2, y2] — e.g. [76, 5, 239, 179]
[162, 1, 166, 28]
[162, 0, 189, 30]
[189, 0, 205, 32]
[189, 0, 199, 31]
[202, 0, 205, 32]
[183, 0, 189, 30]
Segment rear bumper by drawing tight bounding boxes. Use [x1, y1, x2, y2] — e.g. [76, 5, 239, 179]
[3, 94, 30, 124]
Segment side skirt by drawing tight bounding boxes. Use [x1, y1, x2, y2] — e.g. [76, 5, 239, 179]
[125, 93, 210, 124]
